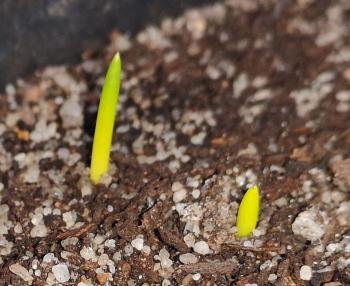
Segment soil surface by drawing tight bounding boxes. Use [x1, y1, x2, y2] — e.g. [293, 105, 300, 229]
[1, 0, 350, 285]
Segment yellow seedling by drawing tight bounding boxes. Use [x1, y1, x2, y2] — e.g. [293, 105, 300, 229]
[90, 53, 122, 184]
[236, 184, 260, 238]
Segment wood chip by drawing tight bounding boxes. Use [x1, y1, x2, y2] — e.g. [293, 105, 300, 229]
[178, 260, 238, 274]
[329, 158, 350, 188]
[57, 223, 97, 240]
[9, 263, 33, 285]
[96, 273, 109, 285]
[15, 128, 30, 141]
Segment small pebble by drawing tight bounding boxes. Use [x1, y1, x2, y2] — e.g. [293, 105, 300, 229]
[81, 184, 92, 197]
[192, 189, 200, 199]
[59, 96, 83, 128]
[191, 131, 206, 145]
[172, 181, 184, 192]
[61, 237, 79, 249]
[23, 165, 40, 184]
[300, 265, 312, 281]
[158, 248, 173, 268]
[30, 224, 48, 238]
[131, 237, 144, 251]
[268, 273, 278, 282]
[292, 208, 327, 241]
[62, 211, 77, 228]
[162, 279, 171, 286]
[9, 263, 33, 285]
[124, 244, 134, 256]
[173, 189, 187, 203]
[98, 254, 109, 266]
[184, 233, 196, 248]
[192, 273, 201, 281]
[34, 269, 41, 277]
[52, 264, 70, 283]
[80, 246, 97, 261]
[179, 253, 198, 264]
[193, 241, 211, 255]
[104, 239, 116, 249]
[14, 223, 23, 234]
[113, 251, 122, 262]
[43, 253, 58, 264]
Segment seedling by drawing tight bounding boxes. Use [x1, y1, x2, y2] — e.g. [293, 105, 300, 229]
[90, 53, 122, 183]
[236, 184, 260, 238]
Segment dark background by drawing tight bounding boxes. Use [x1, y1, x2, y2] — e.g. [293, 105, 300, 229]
[0, 0, 211, 90]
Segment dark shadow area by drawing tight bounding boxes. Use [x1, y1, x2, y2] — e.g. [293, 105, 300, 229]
[0, 0, 215, 90]
[82, 101, 98, 165]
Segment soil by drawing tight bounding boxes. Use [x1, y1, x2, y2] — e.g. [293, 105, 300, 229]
[0, 0, 350, 285]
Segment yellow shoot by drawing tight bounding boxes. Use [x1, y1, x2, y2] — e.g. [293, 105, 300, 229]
[90, 53, 121, 184]
[236, 184, 260, 238]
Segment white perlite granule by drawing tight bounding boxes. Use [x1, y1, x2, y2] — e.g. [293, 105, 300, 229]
[62, 211, 77, 228]
[193, 241, 211, 255]
[13, 224, 22, 234]
[80, 246, 97, 262]
[131, 237, 144, 251]
[289, 71, 335, 117]
[179, 253, 198, 264]
[268, 273, 278, 282]
[30, 224, 48, 238]
[171, 181, 184, 192]
[233, 73, 249, 98]
[30, 118, 57, 143]
[162, 279, 171, 286]
[23, 165, 40, 184]
[104, 239, 116, 249]
[81, 183, 92, 197]
[192, 189, 200, 199]
[43, 253, 58, 264]
[184, 233, 196, 248]
[97, 253, 110, 266]
[52, 263, 70, 283]
[61, 237, 79, 249]
[124, 244, 134, 256]
[300, 265, 312, 280]
[336, 201, 350, 226]
[59, 95, 83, 128]
[190, 131, 207, 145]
[173, 189, 187, 203]
[292, 208, 327, 242]
[30, 209, 48, 238]
[113, 251, 122, 262]
[159, 248, 173, 268]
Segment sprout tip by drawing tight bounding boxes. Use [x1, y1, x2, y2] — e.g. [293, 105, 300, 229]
[90, 53, 122, 184]
[236, 184, 260, 238]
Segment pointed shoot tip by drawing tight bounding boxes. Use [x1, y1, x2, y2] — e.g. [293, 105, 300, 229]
[236, 184, 260, 238]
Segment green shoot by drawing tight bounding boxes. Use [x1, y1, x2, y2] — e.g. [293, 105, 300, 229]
[236, 184, 260, 238]
[90, 53, 121, 184]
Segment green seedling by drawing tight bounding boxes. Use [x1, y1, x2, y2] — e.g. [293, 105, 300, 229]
[90, 53, 121, 184]
[236, 184, 260, 238]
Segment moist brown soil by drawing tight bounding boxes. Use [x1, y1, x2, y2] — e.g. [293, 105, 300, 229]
[0, 1, 350, 285]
